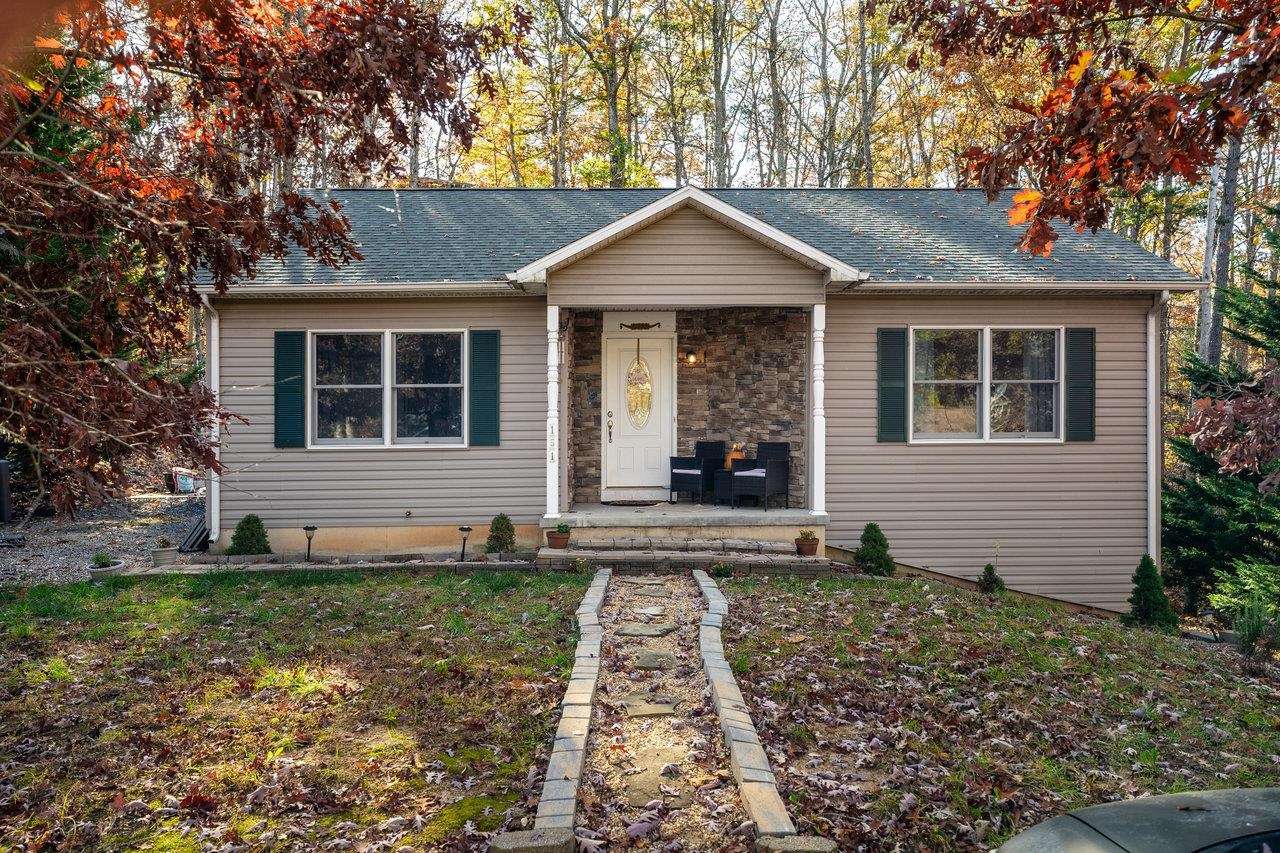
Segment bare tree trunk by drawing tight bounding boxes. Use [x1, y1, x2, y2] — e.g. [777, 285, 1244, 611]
[856, 0, 872, 187]
[1206, 134, 1243, 368]
[1196, 153, 1222, 358]
[1160, 174, 1173, 259]
[710, 0, 730, 185]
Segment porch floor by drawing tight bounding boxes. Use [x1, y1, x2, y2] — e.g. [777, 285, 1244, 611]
[542, 502, 826, 530]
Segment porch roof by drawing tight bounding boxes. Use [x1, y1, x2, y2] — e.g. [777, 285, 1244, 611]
[215, 187, 1200, 290]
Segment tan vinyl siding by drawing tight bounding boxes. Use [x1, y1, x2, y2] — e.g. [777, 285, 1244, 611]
[214, 297, 545, 531]
[549, 207, 825, 307]
[826, 295, 1151, 612]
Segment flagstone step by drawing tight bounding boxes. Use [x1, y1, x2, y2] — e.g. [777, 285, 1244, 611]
[536, 548, 833, 577]
[569, 536, 798, 554]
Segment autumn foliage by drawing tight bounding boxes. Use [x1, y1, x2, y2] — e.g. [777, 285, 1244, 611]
[1, 0, 520, 512]
[880, 0, 1280, 255]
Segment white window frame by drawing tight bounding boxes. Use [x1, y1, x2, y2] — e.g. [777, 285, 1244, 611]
[907, 325, 1064, 445]
[306, 329, 470, 450]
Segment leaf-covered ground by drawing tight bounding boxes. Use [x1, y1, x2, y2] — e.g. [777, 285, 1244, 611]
[722, 576, 1280, 851]
[0, 570, 589, 851]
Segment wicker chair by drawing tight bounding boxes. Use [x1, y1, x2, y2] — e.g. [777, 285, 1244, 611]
[669, 441, 726, 504]
[730, 441, 790, 510]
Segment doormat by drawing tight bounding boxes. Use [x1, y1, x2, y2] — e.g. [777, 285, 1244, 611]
[602, 500, 664, 507]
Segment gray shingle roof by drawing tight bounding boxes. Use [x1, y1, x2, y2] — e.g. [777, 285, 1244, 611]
[239, 188, 1195, 286]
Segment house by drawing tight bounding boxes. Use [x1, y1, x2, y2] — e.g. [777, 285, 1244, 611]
[199, 186, 1201, 612]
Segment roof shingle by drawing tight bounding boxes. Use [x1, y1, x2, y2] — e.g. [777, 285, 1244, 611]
[237, 188, 1196, 286]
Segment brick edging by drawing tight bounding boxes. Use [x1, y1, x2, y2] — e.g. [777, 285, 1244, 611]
[531, 568, 611, 831]
[692, 569, 798, 839]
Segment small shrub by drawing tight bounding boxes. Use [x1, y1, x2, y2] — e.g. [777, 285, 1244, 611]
[853, 522, 895, 577]
[797, 529, 817, 541]
[155, 535, 174, 549]
[1232, 598, 1280, 672]
[1209, 559, 1280, 618]
[710, 561, 735, 578]
[484, 513, 517, 554]
[555, 523, 571, 535]
[225, 513, 272, 556]
[977, 563, 1005, 595]
[91, 552, 114, 568]
[1122, 554, 1178, 631]
[569, 557, 592, 574]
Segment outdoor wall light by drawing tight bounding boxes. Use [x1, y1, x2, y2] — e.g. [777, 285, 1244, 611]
[682, 350, 704, 366]
[302, 525, 317, 562]
[458, 525, 473, 562]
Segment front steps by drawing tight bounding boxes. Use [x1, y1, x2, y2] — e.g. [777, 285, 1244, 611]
[537, 546, 833, 577]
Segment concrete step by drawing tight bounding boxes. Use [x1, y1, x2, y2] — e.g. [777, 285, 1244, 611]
[536, 548, 834, 577]
[569, 536, 796, 554]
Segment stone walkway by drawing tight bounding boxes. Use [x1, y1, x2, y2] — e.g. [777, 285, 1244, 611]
[496, 570, 835, 853]
[575, 573, 748, 849]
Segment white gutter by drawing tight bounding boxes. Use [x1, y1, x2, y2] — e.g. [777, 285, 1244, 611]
[1146, 290, 1171, 561]
[201, 294, 221, 548]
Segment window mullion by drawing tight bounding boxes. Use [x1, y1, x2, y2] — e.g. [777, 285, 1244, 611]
[981, 328, 990, 441]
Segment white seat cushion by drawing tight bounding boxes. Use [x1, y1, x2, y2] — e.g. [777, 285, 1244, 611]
[671, 468, 702, 475]
[735, 468, 767, 477]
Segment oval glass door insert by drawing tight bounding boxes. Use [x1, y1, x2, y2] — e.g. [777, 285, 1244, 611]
[626, 357, 653, 428]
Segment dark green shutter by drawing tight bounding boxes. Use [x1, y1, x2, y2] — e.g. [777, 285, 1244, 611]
[469, 330, 500, 446]
[274, 331, 306, 448]
[1064, 327, 1096, 441]
[877, 328, 908, 442]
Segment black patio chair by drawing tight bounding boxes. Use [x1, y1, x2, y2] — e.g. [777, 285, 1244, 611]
[730, 441, 790, 510]
[669, 440, 726, 504]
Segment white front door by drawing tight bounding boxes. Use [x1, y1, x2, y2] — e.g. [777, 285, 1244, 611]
[602, 334, 675, 500]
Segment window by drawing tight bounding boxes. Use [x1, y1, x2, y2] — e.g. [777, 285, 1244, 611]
[913, 329, 981, 439]
[394, 333, 464, 441]
[314, 333, 383, 443]
[910, 327, 1060, 442]
[311, 330, 467, 447]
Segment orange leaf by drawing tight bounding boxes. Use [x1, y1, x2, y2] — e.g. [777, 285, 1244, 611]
[33, 35, 62, 49]
[1066, 50, 1094, 84]
[1007, 189, 1043, 226]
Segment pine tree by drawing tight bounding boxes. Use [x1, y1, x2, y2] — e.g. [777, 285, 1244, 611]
[225, 514, 272, 556]
[853, 522, 896, 577]
[977, 563, 1005, 595]
[485, 513, 517, 554]
[1164, 281, 1280, 613]
[1123, 554, 1179, 631]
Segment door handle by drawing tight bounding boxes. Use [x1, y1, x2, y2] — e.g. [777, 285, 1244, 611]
[607, 419, 614, 443]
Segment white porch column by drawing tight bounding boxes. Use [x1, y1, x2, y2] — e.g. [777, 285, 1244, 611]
[810, 303, 827, 516]
[546, 305, 562, 519]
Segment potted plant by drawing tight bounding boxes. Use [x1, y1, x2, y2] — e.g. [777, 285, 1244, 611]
[151, 535, 179, 568]
[795, 529, 820, 557]
[546, 523, 571, 549]
[89, 551, 125, 578]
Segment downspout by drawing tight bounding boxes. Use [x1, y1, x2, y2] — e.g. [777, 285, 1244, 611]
[201, 294, 221, 547]
[1146, 290, 1170, 562]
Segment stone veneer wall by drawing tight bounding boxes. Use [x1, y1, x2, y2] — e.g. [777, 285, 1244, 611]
[570, 311, 603, 504]
[569, 308, 808, 507]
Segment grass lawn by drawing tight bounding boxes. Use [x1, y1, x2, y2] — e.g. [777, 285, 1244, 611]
[722, 575, 1280, 851]
[0, 570, 589, 851]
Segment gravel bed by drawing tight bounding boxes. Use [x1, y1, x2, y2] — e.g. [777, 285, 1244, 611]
[0, 494, 205, 585]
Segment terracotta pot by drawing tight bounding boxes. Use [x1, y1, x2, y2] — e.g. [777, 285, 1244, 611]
[546, 530, 571, 549]
[795, 538, 820, 557]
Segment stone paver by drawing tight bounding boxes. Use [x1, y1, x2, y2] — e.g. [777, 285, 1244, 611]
[634, 605, 668, 616]
[634, 587, 672, 598]
[623, 744, 692, 807]
[634, 649, 678, 671]
[757, 837, 839, 852]
[490, 828, 575, 853]
[619, 576, 668, 586]
[617, 621, 678, 637]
